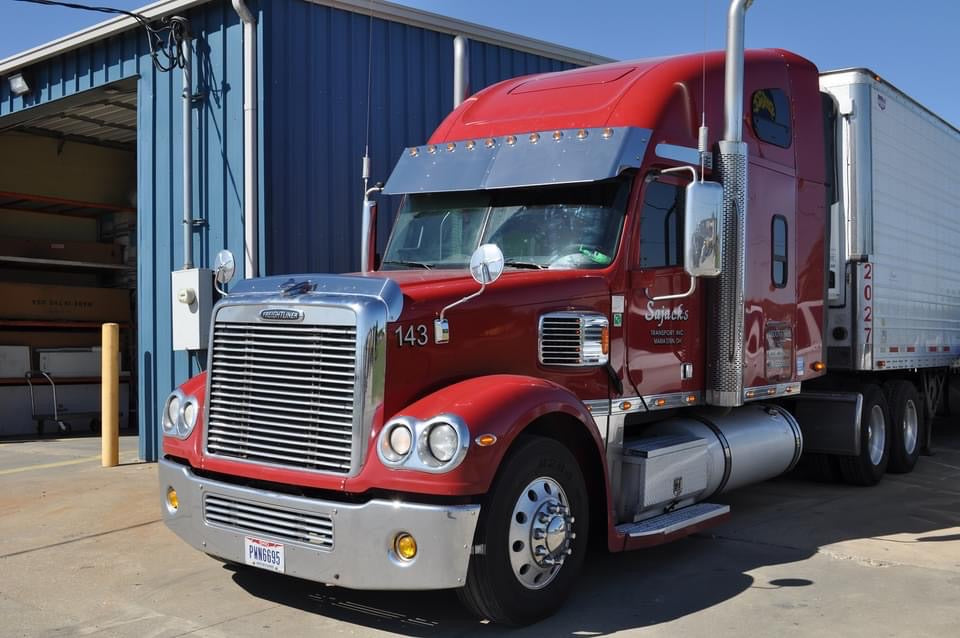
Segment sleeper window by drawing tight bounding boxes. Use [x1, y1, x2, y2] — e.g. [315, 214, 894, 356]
[751, 88, 792, 148]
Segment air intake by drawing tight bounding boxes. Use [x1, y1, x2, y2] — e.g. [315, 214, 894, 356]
[539, 312, 609, 367]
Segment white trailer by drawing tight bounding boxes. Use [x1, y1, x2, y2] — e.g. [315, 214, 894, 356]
[798, 70, 960, 482]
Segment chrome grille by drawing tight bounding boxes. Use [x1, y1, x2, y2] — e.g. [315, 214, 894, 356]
[203, 493, 334, 549]
[206, 319, 358, 474]
[538, 312, 609, 366]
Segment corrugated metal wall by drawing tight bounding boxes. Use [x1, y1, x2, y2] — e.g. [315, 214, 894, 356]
[0, 1, 249, 461]
[261, 1, 573, 276]
[0, 0, 579, 459]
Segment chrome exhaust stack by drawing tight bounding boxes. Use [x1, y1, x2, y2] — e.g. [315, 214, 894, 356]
[707, 0, 754, 407]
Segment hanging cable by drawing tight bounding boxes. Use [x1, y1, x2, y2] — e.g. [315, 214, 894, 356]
[13, 0, 189, 72]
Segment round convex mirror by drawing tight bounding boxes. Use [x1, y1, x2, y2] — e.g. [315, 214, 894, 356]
[469, 244, 504, 285]
[214, 249, 236, 284]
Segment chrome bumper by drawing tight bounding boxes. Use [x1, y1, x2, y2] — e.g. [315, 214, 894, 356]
[159, 459, 480, 590]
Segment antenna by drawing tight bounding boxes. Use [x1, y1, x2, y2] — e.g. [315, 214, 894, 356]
[698, 0, 709, 181]
[362, 0, 375, 195]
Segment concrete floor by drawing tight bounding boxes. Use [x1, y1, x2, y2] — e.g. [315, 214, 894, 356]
[1, 427, 959, 637]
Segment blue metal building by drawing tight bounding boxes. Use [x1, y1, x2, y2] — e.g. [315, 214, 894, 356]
[0, 0, 606, 459]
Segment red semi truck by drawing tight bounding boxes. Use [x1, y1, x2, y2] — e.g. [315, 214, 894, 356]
[159, 1, 960, 625]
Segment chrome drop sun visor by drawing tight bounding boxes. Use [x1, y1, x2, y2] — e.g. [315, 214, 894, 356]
[383, 127, 651, 194]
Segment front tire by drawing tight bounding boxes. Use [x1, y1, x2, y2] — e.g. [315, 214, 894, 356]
[884, 380, 922, 473]
[457, 436, 589, 626]
[838, 384, 890, 486]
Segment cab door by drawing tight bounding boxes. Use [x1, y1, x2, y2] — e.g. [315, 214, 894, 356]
[624, 175, 706, 404]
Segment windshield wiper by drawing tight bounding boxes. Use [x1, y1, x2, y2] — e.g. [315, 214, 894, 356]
[503, 260, 546, 270]
[381, 259, 434, 270]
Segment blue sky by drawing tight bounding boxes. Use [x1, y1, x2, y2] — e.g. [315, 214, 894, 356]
[1, 0, 958, 125]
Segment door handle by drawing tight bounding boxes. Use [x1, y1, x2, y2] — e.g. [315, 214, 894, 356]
[645, 275, 696, 301]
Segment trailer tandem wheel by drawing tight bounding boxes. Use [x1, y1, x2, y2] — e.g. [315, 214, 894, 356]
[838, 384, 890, 486]
[883, 380, 923, 474]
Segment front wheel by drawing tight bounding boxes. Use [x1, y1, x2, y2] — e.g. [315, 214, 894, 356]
[457, 436, 589, 626]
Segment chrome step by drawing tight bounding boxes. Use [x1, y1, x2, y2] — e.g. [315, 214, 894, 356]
[616, 502, 730, 538]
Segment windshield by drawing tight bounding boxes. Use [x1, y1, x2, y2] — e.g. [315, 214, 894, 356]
[381, 176, 632, 270]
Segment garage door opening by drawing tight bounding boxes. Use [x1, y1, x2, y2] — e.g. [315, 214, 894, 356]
[0, 79, 138, 438]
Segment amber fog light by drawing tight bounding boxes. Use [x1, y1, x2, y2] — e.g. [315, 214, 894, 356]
[166, 487, 179, 513]
[394, 532, 417, 560]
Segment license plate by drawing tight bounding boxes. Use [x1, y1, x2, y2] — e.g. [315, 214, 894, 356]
[243, 536, 285, 573]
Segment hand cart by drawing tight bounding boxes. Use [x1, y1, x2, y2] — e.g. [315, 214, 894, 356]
[24, 370, 102, 436]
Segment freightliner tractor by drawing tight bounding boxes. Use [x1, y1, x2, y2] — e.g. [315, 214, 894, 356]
[159, 0, 960, 625]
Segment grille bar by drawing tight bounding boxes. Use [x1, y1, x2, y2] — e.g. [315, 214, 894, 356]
[204, 493, 334, 549]
[206, 318, 358, 474]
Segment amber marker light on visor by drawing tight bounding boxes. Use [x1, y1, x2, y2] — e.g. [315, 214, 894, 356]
[812, 361, 826, 372]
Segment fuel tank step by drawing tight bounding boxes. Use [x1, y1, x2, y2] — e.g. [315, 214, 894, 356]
[616, 502, 730, 539]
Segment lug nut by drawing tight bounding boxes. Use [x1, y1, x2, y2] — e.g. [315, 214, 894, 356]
[566, 548, 573, 555]
[539, 513, 551, 524]
[535, 546, 548, 557]
[533, 529, 545, 540]
[570, 532, 577, 540]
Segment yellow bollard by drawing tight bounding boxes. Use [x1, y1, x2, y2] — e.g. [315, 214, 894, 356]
[101, 323, 120, 467]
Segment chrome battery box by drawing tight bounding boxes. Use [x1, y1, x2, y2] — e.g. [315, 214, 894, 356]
[619, 433, 709, 522]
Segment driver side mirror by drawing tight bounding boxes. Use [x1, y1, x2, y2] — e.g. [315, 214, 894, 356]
[683, 180, 724, 278]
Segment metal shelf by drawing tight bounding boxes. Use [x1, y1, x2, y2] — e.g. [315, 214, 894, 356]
[0, 191, 135, 218]
[0, 255, 134, 272]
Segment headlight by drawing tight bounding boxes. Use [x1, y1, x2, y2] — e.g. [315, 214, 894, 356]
[180, 397, 199, 437]
[378, 414, 469, 472]
[162, 392, 182, 434]
[161, 390, 198, 439]
[379, 418, 415, 464]
[427, 423, 459, 462]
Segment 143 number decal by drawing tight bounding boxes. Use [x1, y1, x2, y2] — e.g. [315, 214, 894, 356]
[395, 324, 429, 347]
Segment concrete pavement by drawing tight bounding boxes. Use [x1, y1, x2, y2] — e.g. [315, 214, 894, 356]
[1, 427, 958, 637]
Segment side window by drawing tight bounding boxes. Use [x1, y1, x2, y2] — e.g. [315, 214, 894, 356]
[638, 180, 683, 268]
[772, 215, 788, 288]
[751, 88, 792, 148]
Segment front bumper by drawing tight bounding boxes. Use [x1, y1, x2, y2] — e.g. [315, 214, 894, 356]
[159, 459, 480, 590]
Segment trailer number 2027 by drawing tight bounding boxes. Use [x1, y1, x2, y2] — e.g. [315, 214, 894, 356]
[395, 324, 429, 347]
[862, 263, 873, 344]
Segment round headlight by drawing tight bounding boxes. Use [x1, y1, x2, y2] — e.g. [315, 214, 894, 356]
[163, 394, 181, 433]
[180, 398, 198, 435]
[389, 424, 412, 456]
[428, 423, 459, 463]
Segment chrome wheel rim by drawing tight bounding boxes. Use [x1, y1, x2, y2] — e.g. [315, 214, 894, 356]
[867, 404, 886, 466]
[508, 477, 574, 590]
[902, 399, 919, 456]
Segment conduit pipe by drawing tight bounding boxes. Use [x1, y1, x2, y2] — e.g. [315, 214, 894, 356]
[232, 0, 259, 278]
[181, 27, 193, 269]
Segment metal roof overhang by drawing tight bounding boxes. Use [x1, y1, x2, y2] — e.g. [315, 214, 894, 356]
[0, 0, 610, 78]
[0, 79, 137, 150]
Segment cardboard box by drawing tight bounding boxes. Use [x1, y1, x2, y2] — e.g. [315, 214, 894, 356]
[0, 282, 131, 322]
[0, 345, 30, 378]
[0, 237, 122, 264]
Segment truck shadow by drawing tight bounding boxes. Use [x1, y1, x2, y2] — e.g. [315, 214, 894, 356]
[229, 425, 960, 637]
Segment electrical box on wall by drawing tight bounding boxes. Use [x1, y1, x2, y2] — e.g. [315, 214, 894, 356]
[171, 268, 213, 351]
